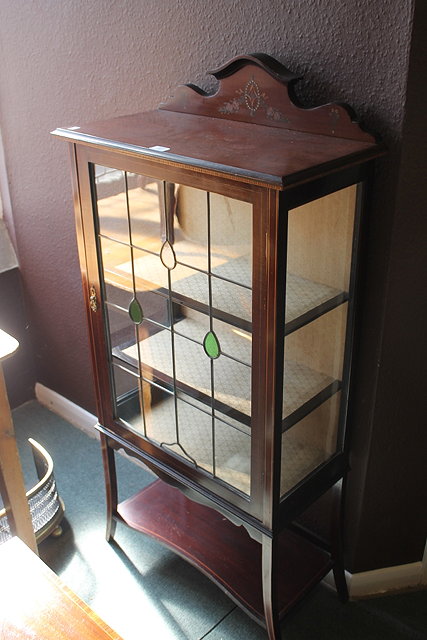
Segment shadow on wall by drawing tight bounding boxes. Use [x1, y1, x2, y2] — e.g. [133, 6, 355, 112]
[0, 266, 35, 408]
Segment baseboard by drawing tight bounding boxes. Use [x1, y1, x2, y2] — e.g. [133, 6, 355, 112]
[35, 382, 98, 440]
[35, 382, 427, 597]
[35, 383, 149, 471]
[349, 561, 425, 597]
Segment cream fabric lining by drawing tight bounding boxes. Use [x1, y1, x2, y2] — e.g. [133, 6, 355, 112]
[116, 249, 342, 324]
[124, 393, 328, 497]
[123, 317, 334, 421]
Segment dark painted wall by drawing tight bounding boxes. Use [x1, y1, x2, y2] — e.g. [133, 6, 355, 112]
[0, 0, 425, 573]
[344, 0, 427, 572]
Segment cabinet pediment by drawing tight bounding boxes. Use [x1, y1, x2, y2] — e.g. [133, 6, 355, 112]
[160, 53, 377, 143]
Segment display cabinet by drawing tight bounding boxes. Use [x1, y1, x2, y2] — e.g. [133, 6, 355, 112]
[53, 54, 384, 638]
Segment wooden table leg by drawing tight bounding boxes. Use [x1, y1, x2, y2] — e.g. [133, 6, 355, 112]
[0, 364, 37, 553]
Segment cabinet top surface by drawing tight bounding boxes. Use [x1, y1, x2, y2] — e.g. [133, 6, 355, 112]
[52, 53, 385, 188]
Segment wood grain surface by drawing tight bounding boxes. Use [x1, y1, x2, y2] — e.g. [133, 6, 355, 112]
[118, 480, 333, 622]
[0, 537, 123, 640]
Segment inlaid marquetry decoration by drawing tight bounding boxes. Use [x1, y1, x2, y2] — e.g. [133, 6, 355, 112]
[219, 76, 288, 122]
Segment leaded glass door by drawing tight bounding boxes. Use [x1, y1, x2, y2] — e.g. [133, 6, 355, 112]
[92, 162, 256, 502]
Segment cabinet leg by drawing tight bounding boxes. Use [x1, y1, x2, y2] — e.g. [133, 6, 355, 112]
[100, 434, 118, 542]
[331, 483, 349, 603]
[262, 535, 282, 640]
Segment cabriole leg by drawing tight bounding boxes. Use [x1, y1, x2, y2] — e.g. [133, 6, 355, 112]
[331, 483, 349, 602]
[262, 534, 281, 640]
[100, 434, 118, 542]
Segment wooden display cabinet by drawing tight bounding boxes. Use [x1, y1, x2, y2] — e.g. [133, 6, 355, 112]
[53, 54, 384, 638]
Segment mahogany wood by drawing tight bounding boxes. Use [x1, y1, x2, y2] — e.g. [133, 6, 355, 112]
[76, 142, 267, 519]
[0, 536, 122, 640]
[100, 433, 118, 541]
[161, 53, 376, 143]
[262, 535, 282, 638]
[117, 479, 333, 625]
[55, 110, 382, 190]
[330, 483, 349, 602]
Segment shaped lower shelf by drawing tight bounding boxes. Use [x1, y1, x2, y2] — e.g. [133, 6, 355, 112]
[117, 479, 333, 624]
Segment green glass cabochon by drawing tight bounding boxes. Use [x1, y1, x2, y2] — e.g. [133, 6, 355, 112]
[203, 331, 221, 359]
[128, 297, 144, 324]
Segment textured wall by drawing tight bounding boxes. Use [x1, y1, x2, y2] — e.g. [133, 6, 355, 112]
[0, 0, 422, 572]
[0, 0, 412, 411]
[345, 0, 427, 572]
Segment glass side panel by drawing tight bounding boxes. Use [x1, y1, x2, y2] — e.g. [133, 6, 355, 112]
[93, 166, 253, 497]
[281, 185, 356, 498]
[285, 185, 356, 318]
[281, 394, 341, 496]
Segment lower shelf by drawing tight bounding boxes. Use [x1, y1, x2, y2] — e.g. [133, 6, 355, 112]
[117, 479, 333, 624]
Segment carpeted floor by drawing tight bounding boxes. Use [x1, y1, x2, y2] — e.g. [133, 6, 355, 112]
[8, 400, 427, 640]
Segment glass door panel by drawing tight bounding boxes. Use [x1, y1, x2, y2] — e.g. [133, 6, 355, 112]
[111, 360, 143, 432]
[96, 166, 129, 241]
[93, 166, 253, 496]
[281, 185, 356, 498]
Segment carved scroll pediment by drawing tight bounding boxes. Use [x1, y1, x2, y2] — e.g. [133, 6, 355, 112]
[159, 53, 375, 143]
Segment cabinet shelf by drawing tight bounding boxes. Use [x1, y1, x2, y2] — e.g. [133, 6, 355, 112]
[117, 480, 333, 622]
[108, 247, 347, 335]
[116, 315, 341, 433]
[116, 388, 332, 496]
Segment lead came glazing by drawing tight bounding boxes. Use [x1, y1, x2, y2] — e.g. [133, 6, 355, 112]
[160, 239, 177, 270]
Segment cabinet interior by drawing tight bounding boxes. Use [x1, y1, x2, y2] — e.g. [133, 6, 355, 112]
[93, 167, 355, 498]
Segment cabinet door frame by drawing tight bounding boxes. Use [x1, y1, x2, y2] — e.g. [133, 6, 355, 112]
[73, 143, 281, 524]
